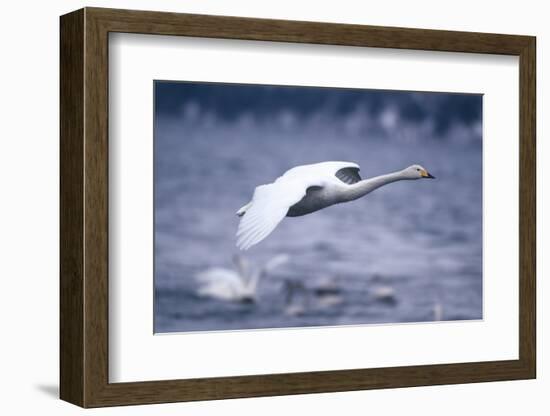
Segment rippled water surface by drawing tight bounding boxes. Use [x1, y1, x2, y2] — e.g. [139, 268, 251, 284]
[154, 85, 482, 333]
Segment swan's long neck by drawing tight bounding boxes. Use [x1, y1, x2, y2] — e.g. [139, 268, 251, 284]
[247, 270, 263, 293]
[342, 170, 406, 201]
[247, 256, 287, 293]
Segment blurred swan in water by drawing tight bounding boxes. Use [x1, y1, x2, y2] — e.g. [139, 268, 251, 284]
[283, 279, 308, 317]
[195, 254, 289, 303]
[371, 285, 398, 306]
[283, 275, 344, 316]
[236, 161, 435, 250]
[311, 275, 342, 296]
[310, 275, 344, 308]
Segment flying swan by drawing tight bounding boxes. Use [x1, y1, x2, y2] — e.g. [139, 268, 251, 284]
[236, 162, 435, 250]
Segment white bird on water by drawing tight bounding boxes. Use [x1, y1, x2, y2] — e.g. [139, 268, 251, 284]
[236, 161, 435, 250]
[195, 254, 289, 303]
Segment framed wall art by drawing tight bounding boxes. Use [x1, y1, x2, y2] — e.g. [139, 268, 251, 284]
[60, 7, 536, 407]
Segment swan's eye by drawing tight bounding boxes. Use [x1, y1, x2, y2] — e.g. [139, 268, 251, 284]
[416, 168, 420, 171]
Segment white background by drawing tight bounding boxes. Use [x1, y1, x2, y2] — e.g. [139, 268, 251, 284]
[110, 34, 518, 382]
[0, 0, 546, 415]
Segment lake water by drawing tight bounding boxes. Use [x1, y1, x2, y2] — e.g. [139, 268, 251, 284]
[154, 111, 482, 333]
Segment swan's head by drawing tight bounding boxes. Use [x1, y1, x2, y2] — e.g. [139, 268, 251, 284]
[402, 164, 435, 180]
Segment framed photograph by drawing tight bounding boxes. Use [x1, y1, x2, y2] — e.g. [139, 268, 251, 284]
[60, 7, 536, 408]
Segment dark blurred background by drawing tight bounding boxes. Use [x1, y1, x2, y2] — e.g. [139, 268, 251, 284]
[154, 81, 482, 333]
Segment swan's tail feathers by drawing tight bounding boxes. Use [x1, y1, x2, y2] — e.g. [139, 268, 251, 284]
[236, 202, 252, 217]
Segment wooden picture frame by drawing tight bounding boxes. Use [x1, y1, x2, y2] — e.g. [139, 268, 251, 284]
[60, 7, 536, 408]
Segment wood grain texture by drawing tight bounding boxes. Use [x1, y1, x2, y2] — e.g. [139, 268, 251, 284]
[518, 38, 536, 375]
[83, 10, 110, 406]
[88, 7, 532, 54]
[59, 8, 84, 407]
[59, 7, 537, 408]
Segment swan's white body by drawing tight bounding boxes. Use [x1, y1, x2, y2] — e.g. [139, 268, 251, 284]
[195, 254, 288, 302]
[236, 161, 434, 250]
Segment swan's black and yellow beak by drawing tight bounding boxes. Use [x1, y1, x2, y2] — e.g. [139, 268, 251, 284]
[421, 170, 436, 179]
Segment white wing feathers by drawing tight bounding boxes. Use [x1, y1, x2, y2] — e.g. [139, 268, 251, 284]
[282, 161, 359, 180]
[195, 268, 243, 300]
[236, 179, 315, 250]
[236, 162, 359, 250]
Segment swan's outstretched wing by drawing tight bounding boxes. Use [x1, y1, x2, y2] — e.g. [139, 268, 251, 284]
[263, 254, 290, 272]
[236, 180, 317, 250]
[236, 161, 359, 250]
[195, 268, 243, 300]
[195, 268, 241, 286]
